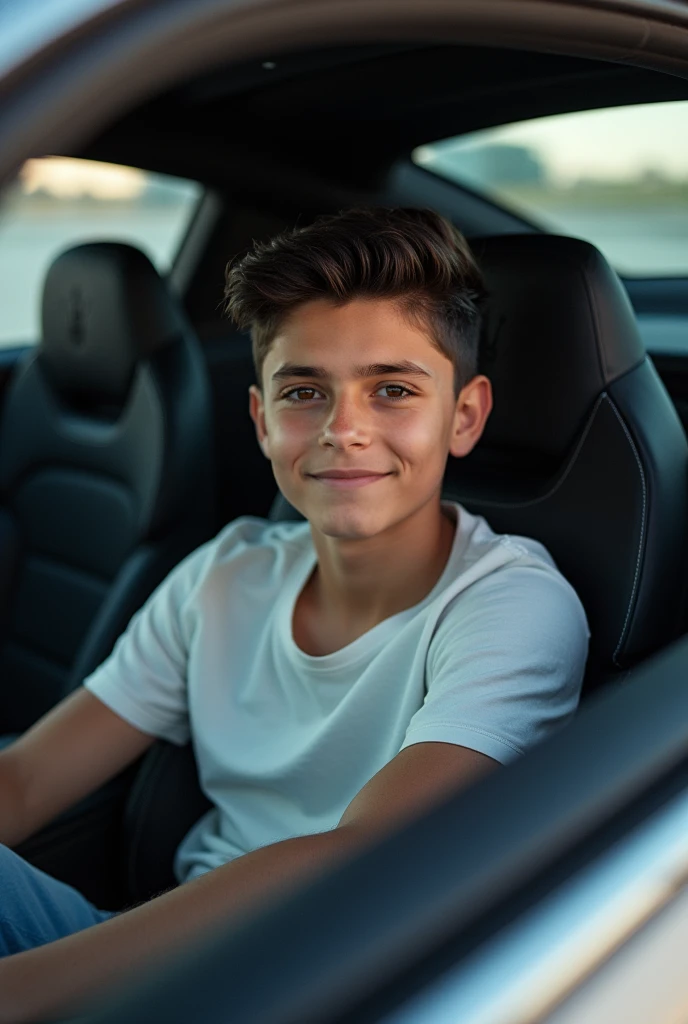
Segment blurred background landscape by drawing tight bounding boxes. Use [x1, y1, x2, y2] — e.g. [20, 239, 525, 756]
[414, 100, 688, 280]
[415, 140, 688, 276]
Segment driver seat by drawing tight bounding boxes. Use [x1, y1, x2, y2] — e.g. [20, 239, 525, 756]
[122, 233, 688, 904]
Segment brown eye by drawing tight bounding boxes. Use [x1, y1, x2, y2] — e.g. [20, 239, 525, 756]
[378, 385, 415, 401]
[282, 387, 321, 403]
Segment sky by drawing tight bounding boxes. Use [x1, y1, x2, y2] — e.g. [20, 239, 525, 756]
[417, 100, 688, 184]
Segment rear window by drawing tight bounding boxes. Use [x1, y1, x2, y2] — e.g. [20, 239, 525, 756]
[0, 157, 202, 348]
[412, 101, 688, 278]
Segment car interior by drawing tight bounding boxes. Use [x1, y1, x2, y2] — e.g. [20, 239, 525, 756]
[1, 38, 688, 928]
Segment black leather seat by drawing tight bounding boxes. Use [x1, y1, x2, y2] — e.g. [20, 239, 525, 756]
[0, 242, 215, 905]
[0, 241, 215, 733]
[121, 234, 688, 903]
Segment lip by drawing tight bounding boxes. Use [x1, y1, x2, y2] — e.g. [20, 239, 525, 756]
[309, 472, 391, 489]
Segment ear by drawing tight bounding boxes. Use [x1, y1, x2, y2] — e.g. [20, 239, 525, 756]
[448, 375, 493, 459]
[249, 385, 271, 460]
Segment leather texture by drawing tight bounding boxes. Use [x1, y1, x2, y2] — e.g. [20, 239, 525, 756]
[40, 242, 187, 407]
[121, 233, 688, 906]
[472, 233, 645, 462]
[0, 242, 215, 735]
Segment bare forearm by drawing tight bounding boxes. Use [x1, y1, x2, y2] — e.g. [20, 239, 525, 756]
[0, 826, 366, 1023]
[0, 754, 30, 848]
[0, 693, 156, 851]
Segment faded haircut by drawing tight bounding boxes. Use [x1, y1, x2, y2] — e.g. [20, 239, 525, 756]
[224, 207, 487, 398]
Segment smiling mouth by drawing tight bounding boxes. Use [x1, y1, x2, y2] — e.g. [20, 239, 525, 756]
[309, 473, 391, 489]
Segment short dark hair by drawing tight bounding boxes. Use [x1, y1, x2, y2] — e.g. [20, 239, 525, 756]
[224, 207, 487, 398]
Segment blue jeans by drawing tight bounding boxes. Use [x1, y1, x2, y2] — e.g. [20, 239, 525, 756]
[0, 843, 115, 957]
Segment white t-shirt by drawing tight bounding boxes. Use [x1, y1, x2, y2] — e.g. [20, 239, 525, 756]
[84, 501, 589, 883]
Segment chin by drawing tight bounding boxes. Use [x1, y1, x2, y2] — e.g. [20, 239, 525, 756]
[309, 506, 390, 540]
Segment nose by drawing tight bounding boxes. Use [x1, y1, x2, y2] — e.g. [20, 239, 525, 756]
[319, 390, 370, 449]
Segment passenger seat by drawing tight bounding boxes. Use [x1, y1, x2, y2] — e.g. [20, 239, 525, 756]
[0, 241, 215, 735]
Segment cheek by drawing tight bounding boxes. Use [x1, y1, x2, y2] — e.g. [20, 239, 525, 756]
[388, 411, 447, 453]
[266, 414, 310, 460]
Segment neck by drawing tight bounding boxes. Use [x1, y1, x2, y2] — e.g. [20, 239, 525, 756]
[306, 499, 457, 627]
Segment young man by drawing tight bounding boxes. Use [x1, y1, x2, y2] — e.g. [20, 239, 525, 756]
[0, 207, 589, 1020]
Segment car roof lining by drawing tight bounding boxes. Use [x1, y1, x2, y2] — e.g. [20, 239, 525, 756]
[76, 42, 688, 192]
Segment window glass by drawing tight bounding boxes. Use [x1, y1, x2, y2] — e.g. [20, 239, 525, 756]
[412, 101, 688, 278]
[0, 157, 202, 347]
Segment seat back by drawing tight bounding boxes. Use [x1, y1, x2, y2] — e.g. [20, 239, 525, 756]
[0, 242, 215, 733]
[122, 233, 688, 904]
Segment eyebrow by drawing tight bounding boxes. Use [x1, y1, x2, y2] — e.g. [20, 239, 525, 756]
[271, 361, 433, 384]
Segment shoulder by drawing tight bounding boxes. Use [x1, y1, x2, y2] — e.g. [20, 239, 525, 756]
[421, 530, 590, 760]
[181, 514, 312, 596]
[151, 514, 312, 612]
[434, 561, 589, 657]
[437, 505, 591, 659]
[402, 508, 590, 763]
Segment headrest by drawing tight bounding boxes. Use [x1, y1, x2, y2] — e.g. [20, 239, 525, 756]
[471, 234, 645, 466]
[39, 242, 187, 406]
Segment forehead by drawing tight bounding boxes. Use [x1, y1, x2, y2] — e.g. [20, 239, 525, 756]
[265, 296, 444, 368]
